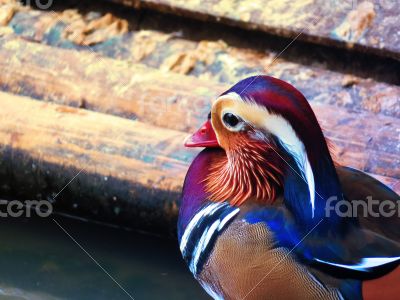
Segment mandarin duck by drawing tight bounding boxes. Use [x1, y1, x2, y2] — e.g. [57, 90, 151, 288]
[178, 76, 400, 300]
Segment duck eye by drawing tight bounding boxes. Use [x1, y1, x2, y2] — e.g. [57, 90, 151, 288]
[222, 113, 240, 128]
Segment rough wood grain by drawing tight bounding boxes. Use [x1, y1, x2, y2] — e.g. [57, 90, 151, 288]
[0, 35, 221, 132]
[3, 8, 400, 118]
[110, 0, 400, 60]
[0, 92, 398, 236]
[0, 91, 198, 235]
[314, 106, 400, 179]
[0, 36, 398, 178]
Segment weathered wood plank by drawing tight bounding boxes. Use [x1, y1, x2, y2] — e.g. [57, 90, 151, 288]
[0, 92, 398, 237]
[314, 106, 400, 179]
[0, 36, 398, 178]
[0, 35, 399, 128]
[0, 35, 221, 132]
[111, 0, 400, 60]
[3, 7, 400, 118]
[0, 91, 198, 235]
[372, 174, 400, 194]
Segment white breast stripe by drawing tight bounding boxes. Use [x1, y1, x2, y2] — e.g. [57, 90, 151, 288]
[180, 203, 240, 275]
[202, 220, 221, 252]
[190, 228, 210, 273]
[218, 208, 240, 230]
[200, 282, 224, 300]
[190, 219, 222, 274]
[180, 202, 220, 252]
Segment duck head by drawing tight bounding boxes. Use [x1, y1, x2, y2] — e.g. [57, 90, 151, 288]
[185, 76, 343, 226]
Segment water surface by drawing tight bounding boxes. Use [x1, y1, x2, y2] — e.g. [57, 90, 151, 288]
[0, 215, 209, 300]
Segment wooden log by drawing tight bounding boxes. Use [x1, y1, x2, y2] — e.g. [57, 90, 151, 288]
[110, 0, 400, 60]
[372, 174, 400, 194]
[0, 36, 220, 133]
[0, 91, 198, 236]
[0, 36, 398, 178]
[4, 9, 399, 118]
[0, 92, 398, 237]
[314, 106, 400, 179]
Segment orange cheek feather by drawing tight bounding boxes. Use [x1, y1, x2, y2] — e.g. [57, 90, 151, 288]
[204, 133, 284, 206]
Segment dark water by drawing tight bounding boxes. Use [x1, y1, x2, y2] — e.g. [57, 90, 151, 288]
[0, 215, 209, 300]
